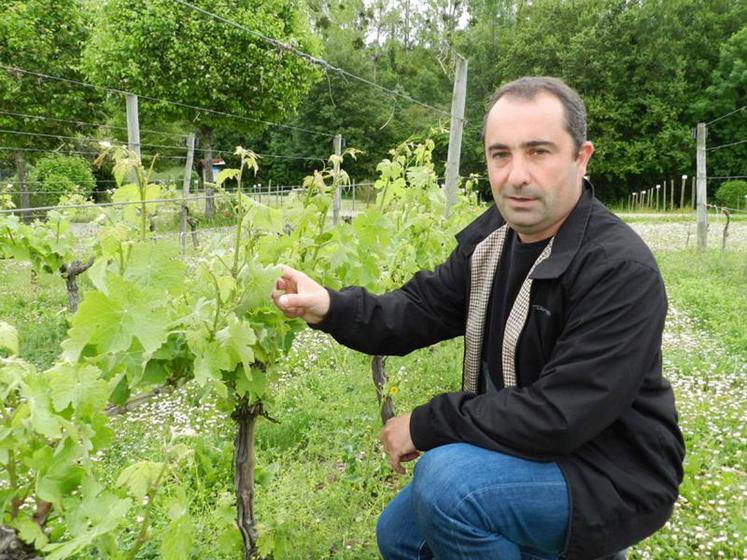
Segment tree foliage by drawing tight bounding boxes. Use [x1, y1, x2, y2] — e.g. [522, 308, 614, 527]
[0, 1, 102, 168]
[29, 154, 96, 207]
[455, 0, 746, 200]
[82, 0, 322, 139]
[715, 179, 747, 208]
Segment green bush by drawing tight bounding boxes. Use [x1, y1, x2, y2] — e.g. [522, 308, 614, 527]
[714, 179, 747, 209]
[28, 154, 96, 207]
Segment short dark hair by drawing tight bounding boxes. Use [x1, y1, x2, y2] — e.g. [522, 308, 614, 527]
[481, 76, 587, 151]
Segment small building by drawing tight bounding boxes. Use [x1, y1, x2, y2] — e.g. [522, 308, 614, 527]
[211, 157, 225, 178]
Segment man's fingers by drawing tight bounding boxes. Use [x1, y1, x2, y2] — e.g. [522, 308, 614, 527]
[400, 451, 420, 463]
[277, 293, 310, 310]
[279, 264, 303, 284]
[389, 455, 405, 475]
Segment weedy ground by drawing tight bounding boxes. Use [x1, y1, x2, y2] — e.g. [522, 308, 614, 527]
[0, 222, 745, 559]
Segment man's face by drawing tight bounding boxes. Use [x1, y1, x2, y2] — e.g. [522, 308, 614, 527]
[483, 92, 594, 243]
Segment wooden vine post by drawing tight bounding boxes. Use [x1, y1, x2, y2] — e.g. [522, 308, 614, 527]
[180, 133, 196, 255]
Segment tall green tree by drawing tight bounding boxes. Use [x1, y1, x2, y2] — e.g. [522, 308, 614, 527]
[82, 0, 322, 212]
[699, 25, 747, 182]
[456, 0, 746, 202]
[0, 0, 101, 213]
[254, 0, 454, 185]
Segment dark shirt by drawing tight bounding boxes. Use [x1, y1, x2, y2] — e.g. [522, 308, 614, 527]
[481, 231, 551, 393]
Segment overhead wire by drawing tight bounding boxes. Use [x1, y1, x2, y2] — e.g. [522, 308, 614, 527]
[0, 63, 335, 138]
[171, 0, 453, 119]
[0, 194, 234, 215]
[0, 145, 188, 160]
[0, 109, 186, 139]
[706, 138, 747, 152]
[0, 127, 331, 163]
[706, 104, 747, 127]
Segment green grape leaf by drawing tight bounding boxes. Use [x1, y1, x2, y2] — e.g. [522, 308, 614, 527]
[0, 321, 19, 356]
[108, 374, 130, 406]
[89, 411, 113, 451]
[406, 166, 436, 189]
[111, 184, 140, 203]
[192, 340, 231, 386]
[236, 264, 281, 313]
[12, 515, 49, 549]
[244, 199, 284, 232]
[43, 493, 131, 560]
[217, 275, 237, 303]
[125, 241, 185, 295]
[116, 461, 164, 499]
[235, 366, 267, 401]
[216, 168, 240, 188]
[36, 439, 86, 504]
[144, 184, 161, 202]
[255, 234, 294, 265]
[142, 359, 170, 385]
[48, 363, 108, 417]
[160, 510, 194, 560]
[215, 314, 256, 372]
[62, 277, 169, 360]
[85, 257, 109, 293]
[0, 489, 15, 520]
[97, 222, 130, 260]
[23, 375, 61, 438]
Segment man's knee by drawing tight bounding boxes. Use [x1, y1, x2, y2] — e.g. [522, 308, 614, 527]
[376, 492, 414, 557]
[376, 509, 396, 556]
[411, 444, 470, 521]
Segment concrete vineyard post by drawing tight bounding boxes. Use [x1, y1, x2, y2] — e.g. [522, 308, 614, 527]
[445, 54, 467, 217]
[696, 123, 707, 251]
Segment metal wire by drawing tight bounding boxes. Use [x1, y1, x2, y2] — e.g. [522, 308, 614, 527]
[0, 145, 188, 160]
[171, 0, 452, 119]
[0, 126, 335, 163]
[0, 109, 186, 139]
[706, 104, 747, 126]
[706, 139, 747, 152]
[0, 64, 335, 138]
[0, 193, 234, 215]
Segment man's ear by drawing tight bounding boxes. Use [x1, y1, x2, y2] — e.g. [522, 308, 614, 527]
[576, 141, 594, 173]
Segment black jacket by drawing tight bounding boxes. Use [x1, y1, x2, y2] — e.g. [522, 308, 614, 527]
[315, 183, 685, 559]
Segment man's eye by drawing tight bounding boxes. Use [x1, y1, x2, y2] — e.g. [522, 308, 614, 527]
[492, 152, 509, 160]
[530, 148, 549, 155]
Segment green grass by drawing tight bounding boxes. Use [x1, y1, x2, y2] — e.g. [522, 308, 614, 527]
[0, 261, 68, 369]
[657, 249, 747, 361]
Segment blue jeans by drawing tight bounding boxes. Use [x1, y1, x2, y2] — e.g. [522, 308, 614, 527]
[376, 443, 569, 560]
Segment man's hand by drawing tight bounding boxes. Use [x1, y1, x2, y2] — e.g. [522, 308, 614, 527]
[272, 265, 330, 325]
[379, 413, 420, 474]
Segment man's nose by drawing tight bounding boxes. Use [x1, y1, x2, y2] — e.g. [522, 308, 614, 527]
[506, 155, 530, 187]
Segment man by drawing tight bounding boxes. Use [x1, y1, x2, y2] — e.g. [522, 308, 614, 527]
[273, 77, 684, 560]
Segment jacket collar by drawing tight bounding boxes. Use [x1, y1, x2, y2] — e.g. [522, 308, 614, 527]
[455, 179, 596, 280]
[531, 179, 594, 280]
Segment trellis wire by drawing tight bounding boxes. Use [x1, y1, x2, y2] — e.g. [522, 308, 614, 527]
[171, 0, 452, 119]
[0, 193, 235, 215]
[0, 109, 187, 140]
[0, 64, 334, 138]
[706, 104, 747, 127]
[706, 139, 747, 152]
